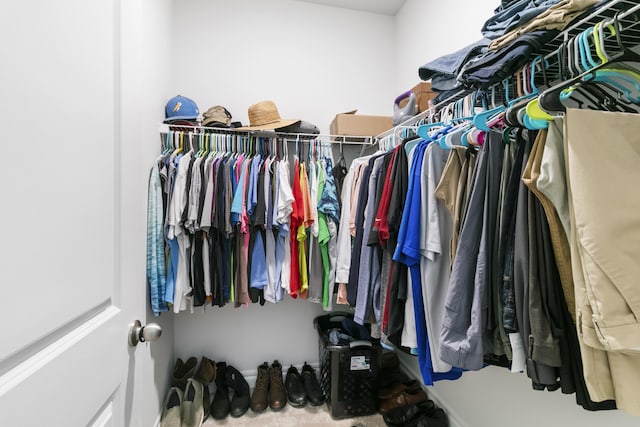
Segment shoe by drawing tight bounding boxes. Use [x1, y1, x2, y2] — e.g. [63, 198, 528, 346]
[285, 365, 307, 408]
[194, 356, 216, 385]
[250, 362, 269, 413]
[225, 365, 250, 417]
[268, 360, 287, 411]
[172, 357, 198, 390]
[201, 385, 210, 421]
[194, 356, 215, 420]
[301, 363, 324, 406]
[160, 387, 183, 427]
[181, 379, 204, 427]
[378, 388, 428, 415]
[383, 400, 436, 427]
[378, 379, 422, 400]
[419, 407, 448, 427]
[210, 362, 230, 420]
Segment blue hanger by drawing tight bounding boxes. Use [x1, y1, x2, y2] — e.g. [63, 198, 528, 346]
[417, 121, 444, 140]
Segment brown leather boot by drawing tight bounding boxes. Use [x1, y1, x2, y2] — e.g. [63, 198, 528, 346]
[268, 360, 287, 411]
[250, 362, 269, 413]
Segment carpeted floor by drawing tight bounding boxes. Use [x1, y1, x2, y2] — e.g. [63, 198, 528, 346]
[202, 404, 386, 426]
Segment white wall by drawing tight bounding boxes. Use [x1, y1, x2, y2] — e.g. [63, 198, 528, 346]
[170, 0, 396, 134]
[394, 1, 640, 425]
[394, 0, 496, 93]
[170, 0, 395, 375]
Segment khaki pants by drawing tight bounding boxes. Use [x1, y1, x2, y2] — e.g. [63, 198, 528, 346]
[565, 108, 640, 415]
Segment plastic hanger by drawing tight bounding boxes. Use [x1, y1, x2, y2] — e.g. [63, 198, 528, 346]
[539, 12, 640, 114]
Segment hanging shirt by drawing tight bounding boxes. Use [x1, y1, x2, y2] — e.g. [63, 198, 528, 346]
[147, 161, 168, 316]
[289, 158, 303, 298]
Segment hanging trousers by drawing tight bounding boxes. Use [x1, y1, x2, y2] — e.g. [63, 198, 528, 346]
[564, 108, 640, 415]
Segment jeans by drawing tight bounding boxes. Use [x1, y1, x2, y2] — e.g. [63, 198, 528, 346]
[481, 0, 562, 39]
[458, 30, 559, 89]
[418, 39, 490, 92]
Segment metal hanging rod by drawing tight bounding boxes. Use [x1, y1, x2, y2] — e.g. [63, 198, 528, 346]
[158, 123, 375, 146]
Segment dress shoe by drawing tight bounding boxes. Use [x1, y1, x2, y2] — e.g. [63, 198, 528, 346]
[285, 365, 307, 408]
[210, 362, 230, 420]
[250, 362, 269, 413]
[378, 379, 421, 400]
[225, 365, 250, 417]
[268, 360, 287, 411]
[378, 388, 428, 415]
[301, 363, 325, 406]
[181, 379, 204, 427]
[171, 357, 198, 390]
[160, 387, 182, 427]
[383, 400, 436, 427]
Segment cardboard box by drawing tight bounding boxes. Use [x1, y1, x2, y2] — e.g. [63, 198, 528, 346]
[399, 82, 437, 113]
[330, 110, 393, 138]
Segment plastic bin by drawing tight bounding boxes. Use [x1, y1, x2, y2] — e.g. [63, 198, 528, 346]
[314, 312, 381, 419]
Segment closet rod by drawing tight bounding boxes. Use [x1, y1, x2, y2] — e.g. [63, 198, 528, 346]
[158, 123, 375, 146]
[374, 89, 468, 141]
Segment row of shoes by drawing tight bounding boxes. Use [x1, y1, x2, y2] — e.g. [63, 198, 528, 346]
[160, 356, 326, 427]
[251, 361, 325, 412]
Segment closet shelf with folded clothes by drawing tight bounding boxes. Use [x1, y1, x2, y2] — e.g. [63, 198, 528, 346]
[393, 0, 640, 131]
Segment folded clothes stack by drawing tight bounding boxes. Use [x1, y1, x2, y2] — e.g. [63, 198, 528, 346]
[418, 0, 609, 100]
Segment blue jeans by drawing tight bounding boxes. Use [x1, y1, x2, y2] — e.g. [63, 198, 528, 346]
[418, 39, 490, 91]
[481, 0, 561, 39]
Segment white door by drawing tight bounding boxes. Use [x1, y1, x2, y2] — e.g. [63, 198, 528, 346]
[0, 1, 154, 426]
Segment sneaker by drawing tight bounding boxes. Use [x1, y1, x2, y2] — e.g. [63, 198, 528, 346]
[160, 387, 183, 427]
[301, 363, 325, 406]
[181, 379, 204, 427]
[285, 366, 307, 408]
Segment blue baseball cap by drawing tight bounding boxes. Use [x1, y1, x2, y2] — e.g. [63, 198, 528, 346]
[164, 95, 199, 123]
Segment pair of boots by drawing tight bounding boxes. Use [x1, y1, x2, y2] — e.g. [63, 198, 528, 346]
[250, 360, 287, 412]
[210, 362, 250, 419]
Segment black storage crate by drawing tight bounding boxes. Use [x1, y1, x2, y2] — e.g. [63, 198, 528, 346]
[314, 312, 381, 419]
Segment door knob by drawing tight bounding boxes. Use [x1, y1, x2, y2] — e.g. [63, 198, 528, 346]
[128, 320, 162, 347]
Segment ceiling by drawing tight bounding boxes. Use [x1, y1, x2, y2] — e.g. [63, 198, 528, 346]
[296, 0, 407, 16]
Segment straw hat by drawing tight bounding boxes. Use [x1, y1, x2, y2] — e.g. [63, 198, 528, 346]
[237, 100, 299, 130]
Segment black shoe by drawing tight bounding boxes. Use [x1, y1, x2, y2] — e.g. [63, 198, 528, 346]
[225, 364, 250, 417]
[210, 362, 230, 420]
[301, 363, 325, 406]
[383, 400, 437, 427]
[285, 365, 307, 408]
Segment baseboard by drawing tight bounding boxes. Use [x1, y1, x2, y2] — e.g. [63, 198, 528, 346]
[397, 353, 469, 427]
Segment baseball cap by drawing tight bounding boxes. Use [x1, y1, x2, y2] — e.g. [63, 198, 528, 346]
[202, 105, 232, 128]
[164, 95, 199, 123]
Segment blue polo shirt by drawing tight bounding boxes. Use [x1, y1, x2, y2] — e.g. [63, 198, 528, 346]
[394, 139, 463, 385]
